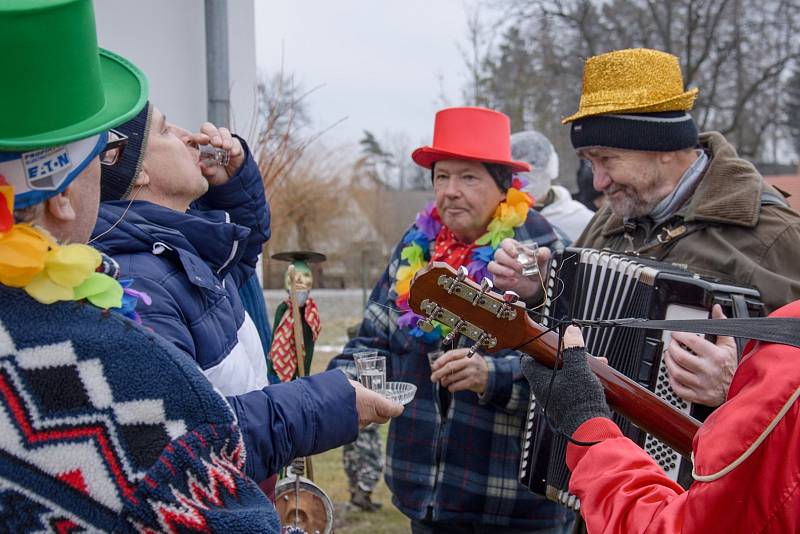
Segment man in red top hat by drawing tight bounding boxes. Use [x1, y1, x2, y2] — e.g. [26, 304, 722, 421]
[329, 107, 571, 532]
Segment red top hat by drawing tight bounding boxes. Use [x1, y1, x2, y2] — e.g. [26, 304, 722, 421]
[412, 107, 531, 172]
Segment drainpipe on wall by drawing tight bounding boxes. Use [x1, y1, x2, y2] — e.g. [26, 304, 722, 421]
[205, 0, 230, 125]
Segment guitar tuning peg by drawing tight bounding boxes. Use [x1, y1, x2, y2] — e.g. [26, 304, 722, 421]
[472, 277, 494, 306]
[467, 332, 491, 357]
[448, 266, 470, 295]
[442, 319, 465, 345]
[496, 291, 520, 319]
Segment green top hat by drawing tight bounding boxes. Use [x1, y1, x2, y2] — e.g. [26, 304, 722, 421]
[0, 0, 148, 150]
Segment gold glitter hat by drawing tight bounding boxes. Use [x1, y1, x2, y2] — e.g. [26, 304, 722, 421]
[562, 48, 699, 124]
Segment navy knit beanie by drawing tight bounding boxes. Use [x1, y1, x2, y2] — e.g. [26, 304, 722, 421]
[101, 102, 152, 201]
[570, 111, 698, 152]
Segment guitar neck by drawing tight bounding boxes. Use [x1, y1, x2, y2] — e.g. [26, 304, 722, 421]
[405, 262, 700, 459]
[519, 329, 699, 458]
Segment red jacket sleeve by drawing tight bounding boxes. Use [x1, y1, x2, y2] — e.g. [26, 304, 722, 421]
[566, 417, 688, 534]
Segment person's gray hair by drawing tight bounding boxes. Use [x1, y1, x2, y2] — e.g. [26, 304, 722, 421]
[13, 204, 43, 224]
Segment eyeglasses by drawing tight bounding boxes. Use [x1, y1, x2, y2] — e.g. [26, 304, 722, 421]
[100, 129, 128, 167]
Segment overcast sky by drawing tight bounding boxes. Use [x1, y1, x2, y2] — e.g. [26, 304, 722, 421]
[254, 0, 473, 151]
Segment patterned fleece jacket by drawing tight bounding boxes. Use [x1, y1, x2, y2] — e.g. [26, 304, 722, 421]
[328, 209, 570, 530]
[0, 286, 358, 532]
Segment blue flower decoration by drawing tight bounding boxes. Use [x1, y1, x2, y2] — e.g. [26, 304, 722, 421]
[471, 245, 495, 263]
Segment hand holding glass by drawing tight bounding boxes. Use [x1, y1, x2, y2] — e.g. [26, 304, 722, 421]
[515, 240, 540, 277]
[199, 144, 230, 167]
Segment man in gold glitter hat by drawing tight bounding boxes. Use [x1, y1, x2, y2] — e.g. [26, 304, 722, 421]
[487, 46, 800, 534]
[493, 47, 800, 408]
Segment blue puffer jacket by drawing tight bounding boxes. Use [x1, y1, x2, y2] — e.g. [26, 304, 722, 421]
[93, 142, 269, 395]
[91, 142, 288, 480]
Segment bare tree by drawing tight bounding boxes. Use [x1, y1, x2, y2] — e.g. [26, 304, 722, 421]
[785, 67, 800, 159]
[459, 4, 495, 107]
[265, 149, 351, 252]
[357, 130, 430, 191]
[466, 0, 800, 181]
[250, 67, 352, 285]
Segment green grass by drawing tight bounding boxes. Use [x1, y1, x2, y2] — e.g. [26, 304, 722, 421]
[302, 347, 409, 533]
[311, 424, 408, 533]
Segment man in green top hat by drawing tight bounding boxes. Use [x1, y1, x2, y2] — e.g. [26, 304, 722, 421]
[0, 1, 401, 531]
[1, 0, 146, 236]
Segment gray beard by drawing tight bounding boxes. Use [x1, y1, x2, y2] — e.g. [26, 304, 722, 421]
[606, 190, 658, 219]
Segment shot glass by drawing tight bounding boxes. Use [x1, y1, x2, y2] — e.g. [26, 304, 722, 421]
[355, 354, 386, 394]
[515, 240, 540, 277]
[199, 144, 230, 167]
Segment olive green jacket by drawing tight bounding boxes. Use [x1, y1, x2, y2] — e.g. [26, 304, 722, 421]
[575, 131, 800, 313]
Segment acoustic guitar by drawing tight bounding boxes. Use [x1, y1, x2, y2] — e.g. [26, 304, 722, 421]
[408, 262, 700, 458]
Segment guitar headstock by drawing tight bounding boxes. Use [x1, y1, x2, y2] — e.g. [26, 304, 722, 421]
[408, 261, 534, 354]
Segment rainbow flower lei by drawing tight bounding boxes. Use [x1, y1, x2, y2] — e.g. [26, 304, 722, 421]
[394, 176, 534, 343]
[0, 182, 147, 322]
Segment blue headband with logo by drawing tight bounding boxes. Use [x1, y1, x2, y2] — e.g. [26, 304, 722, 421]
[0, 132, 107, 209]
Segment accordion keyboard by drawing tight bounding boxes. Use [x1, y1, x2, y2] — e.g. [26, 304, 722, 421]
[519, 248, 763, 509]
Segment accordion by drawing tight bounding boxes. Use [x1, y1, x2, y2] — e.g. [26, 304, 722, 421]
[519, 248, 763, 509]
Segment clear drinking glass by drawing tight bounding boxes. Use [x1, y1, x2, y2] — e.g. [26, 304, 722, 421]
[355, 355, 387, 394]
[199, 144, 230, 167]
[353, 350, 378, 362]
[515, 240, 540, 277]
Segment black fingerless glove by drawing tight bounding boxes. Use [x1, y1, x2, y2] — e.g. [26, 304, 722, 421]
[521, 347, 611, 437]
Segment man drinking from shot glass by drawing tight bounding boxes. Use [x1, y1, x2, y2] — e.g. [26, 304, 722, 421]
[89, 102, 290, 487]
[329, 107, 569, 533]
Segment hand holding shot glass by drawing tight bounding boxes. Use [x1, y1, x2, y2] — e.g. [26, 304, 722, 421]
[514, 239, 540, 277]
[354, 351, 417, 405]
[486, 238, 552, 304]
[198, 144, 230, 167]
[182, 121, 244, 186]
[429, 348, 490, 395]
